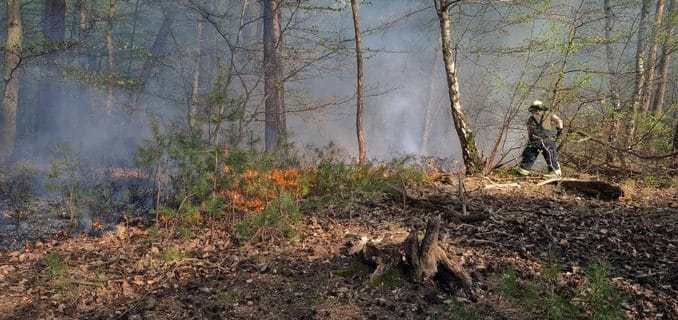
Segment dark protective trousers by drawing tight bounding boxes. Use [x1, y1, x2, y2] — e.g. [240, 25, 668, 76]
[519, 138, 560, 171]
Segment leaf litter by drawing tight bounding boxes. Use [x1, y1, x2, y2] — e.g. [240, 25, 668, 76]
[0, 176, 675, 319]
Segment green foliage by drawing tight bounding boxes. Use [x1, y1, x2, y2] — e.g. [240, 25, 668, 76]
[542, 253, 563, 284]
[163, 247, 186, 263]
[583, 261, 627, 320]
[235, 191, 301, 241]
[369, 267, 407, 290]
[45, 251, 69, 290]
[311, 160, 428, 202]
[0, 160, 36, 218]
[545, 294, 583, 320]
[499, 259, 626, 320]
[47, 143, 85, 225]
[498, 267, 520, 298]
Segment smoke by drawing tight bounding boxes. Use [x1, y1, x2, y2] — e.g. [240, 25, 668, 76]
[9, 0, 614, 169]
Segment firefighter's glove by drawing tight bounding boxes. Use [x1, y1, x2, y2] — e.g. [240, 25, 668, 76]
[556, 128, 563, 139]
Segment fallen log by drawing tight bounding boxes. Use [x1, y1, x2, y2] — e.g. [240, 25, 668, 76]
[537, 178, 623, 200]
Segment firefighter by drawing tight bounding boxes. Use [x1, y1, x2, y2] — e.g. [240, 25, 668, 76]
[515, 100, 563, 177]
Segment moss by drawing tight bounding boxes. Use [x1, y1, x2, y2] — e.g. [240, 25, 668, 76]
[369, 268, 407, 290]
[336, 259, 371, 279]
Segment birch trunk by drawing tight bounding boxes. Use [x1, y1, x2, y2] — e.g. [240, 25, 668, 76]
[435, 0, 482, 174]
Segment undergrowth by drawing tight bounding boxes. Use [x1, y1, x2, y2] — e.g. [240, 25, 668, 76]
[136, 122, 431, 241]
[498, 259, 627, 320]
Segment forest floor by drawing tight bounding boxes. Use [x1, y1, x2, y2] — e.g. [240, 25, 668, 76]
[0, 175, 676, 320]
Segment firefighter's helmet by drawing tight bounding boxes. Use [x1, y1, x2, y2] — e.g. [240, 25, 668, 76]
[529, 100, 547, 112]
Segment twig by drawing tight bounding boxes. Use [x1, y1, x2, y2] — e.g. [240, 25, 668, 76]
[484, 183, 520, 189]
[573, 131, 678, 160]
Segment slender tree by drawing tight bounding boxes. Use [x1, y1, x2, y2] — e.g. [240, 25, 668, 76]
[652, 0, 676, 114]
[37, 0, 66, 136]
[351, 0, 366, 163]
[105, 0, 116, 115]
[130, 4, 177, 110]
[434, 0, 482, 174]
[641, 0, 666, 113]
[263, 0, 286, 154]
[631, 0, 650, 138]
[0, 0, 23, 164]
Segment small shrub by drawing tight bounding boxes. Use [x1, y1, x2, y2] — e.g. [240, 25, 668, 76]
[44, 251, 69, 290]
[47, 143, 85, 225]
[583, 261, 626, 320]
[0, 160, 36, 216]
[545, 294, 583, 320]
[163, 247, 186, 263]
[498, 267, 520, 299]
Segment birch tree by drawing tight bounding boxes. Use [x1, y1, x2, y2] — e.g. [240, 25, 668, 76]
[434, 0, 482, 174]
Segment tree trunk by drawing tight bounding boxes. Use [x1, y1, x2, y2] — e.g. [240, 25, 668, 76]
[351, 0, 366, 164]
[36, 0, 65, 137]
[263, 0, 286, 154]
[130, 4, 177, 110]
[604, 0, 622, 164]
[190, 19, 203, 129]
[105, 0, 115, 116]
[0, 0, 23, 164]
[421, 49, 440, 154]
[641, 0, 666, 113]
[126, 0, 140, 76]
[630, 0, 650, 140]
[434, 0, 482, 174]
[652, 0, 676, 114]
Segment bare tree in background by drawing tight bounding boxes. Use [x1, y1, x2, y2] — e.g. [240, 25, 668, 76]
[652, 0, 676, 114]
[263, 0, 286, 154]
[0, 0, 23, 164]
[130, 4, 177, 110]
[37, 0, 65, 137]
[630, 0, 651, 140]
[351, 0, 366, 164]
[641, 0, 666, 113]
[105, 0, 116, 115]
[434, 0, 482, 174]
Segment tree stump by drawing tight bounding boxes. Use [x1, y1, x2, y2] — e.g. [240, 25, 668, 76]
[404, 215, 471, 288]
[349, 216, 472, 290]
